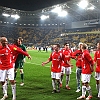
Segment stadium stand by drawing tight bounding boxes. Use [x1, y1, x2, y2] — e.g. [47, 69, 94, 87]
[0, 25, 100, 49]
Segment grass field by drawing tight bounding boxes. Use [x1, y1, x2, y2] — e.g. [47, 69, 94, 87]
[0, 50, 98, 100]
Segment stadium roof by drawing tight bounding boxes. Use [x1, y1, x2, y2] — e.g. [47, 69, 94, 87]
[0, 0, 100, 27]
[0, 0, 69, 11]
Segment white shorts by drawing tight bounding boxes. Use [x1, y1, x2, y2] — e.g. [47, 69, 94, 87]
[95, 72, 100, 80]
[51, 72, 61, 79]
[61, 66, 71, 75]
[0, 68, 14, 82]
[81, 74, 91, 83]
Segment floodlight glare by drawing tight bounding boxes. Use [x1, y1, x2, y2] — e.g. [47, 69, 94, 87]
[51, 7, 62, 13]
[58, 11, 68, 17]
[14, 15, 20, 19]
[41, 15, 49, 20]
[11, 14, 20, 19]
[87, 6, 95, 10]
[2, 13, 10, 17]
[78, 0, 88, 9]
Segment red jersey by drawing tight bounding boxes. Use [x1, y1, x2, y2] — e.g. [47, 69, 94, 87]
[0, 45, 12, 70]
[73, 49, 82, 67]
[61, 48, 72, 67]
[94, 50, 100, 72]
[0, 44, 29, 70]
[48, 51, 62, 72]
[82, 50, 93, 74]
[9, 44, 29, 63]
[0, 45, 2, 69]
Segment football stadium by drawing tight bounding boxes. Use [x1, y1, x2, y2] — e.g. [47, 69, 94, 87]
[0, 0, 100, 100]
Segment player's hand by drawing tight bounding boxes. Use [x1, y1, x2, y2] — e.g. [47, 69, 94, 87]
[23, 58, 26, 62]
[27, 55, 32, 60]
[42, 62, 45, 66]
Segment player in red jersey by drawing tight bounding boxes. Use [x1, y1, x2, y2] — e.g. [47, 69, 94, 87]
[10, 39, 31, 65]
[0, 37, 2, 70]
[0, 37, 16, 100]
[73, 42, 83, 92]
[60, 43, 73, 90]
[0, 37, 31, 100]
[77, 43, 94, 100]
[42, 44, 63, 93]
[1, 39, 31, 100]
[94, 42, 100, 98]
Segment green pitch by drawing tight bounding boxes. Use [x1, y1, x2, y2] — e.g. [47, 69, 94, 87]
[0, 50, 97, 100]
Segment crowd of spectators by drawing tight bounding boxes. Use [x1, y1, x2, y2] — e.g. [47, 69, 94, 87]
[0, 25, 100, 49]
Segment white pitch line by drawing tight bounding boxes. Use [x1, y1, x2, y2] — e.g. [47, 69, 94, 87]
[26, 62, 50, 67]
[25, 61, 76, 73]
[26, 62, 95, 80]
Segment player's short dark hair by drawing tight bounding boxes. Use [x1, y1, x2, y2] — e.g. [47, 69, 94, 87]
[55, 44, 60, 48]
[18, 37, 23, 42]
[82, 43, 87, 49]
[64, 43, 69, 46]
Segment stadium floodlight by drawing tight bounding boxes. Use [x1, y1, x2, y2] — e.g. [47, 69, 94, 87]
[77, 0, 88, 9]
[87, 6, 95, 10]
[58, 10, 68, 17]
[51, 6, 62, 13]
[2, 13, 10, 17]
[40, 15, 49, 20]
[11, 14, 20, 19]
[14, 15, 20, 19]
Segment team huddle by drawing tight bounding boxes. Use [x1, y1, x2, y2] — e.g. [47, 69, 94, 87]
[42, 42, 100, 100]
[0, 37, 31, 100]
